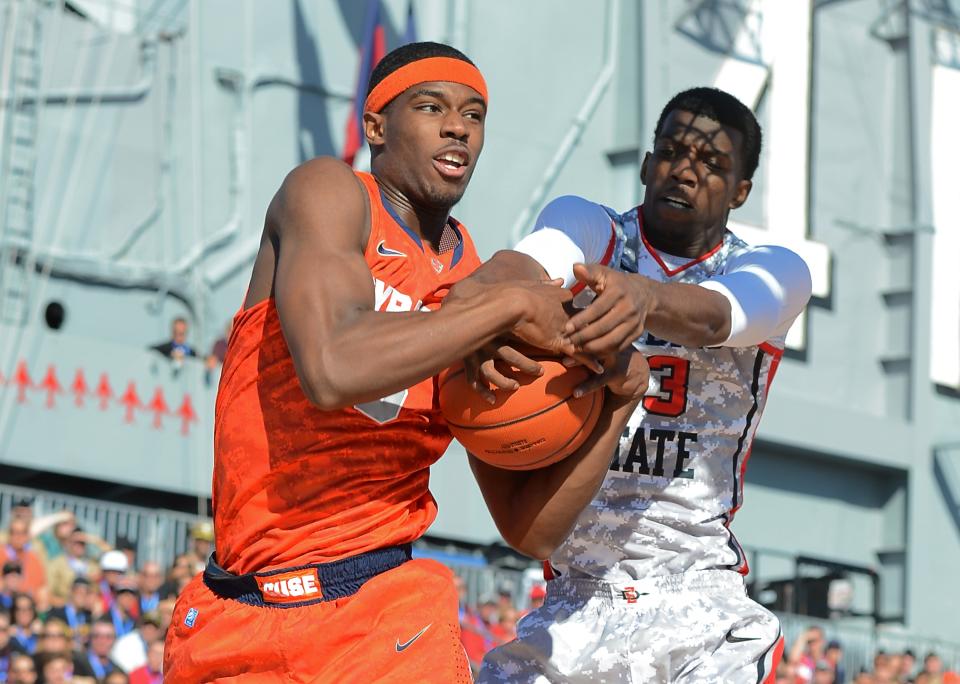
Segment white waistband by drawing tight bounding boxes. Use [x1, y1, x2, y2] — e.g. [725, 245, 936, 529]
[547, 569, 747, 603]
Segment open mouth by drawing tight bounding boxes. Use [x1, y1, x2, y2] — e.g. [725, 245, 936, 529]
[432, 149, 469, 179]
[660, 195, 693, 211]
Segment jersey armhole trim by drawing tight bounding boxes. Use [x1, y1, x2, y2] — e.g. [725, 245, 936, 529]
[355, 172, 383, 261]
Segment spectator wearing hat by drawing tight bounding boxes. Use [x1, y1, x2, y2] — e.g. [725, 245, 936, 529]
[527, 584, 546, 612]
[34, 510, 77, 565]
[97, 550, 129, 615]
[47, 577, 94, 650]
[184, 521, 213, 575]
[46, 528, 99, 606]
[0, 520, 46, 598]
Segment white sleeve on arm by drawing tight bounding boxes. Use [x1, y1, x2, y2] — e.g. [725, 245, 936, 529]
[698, 245, 813, 347]
[513, 195, 616, 288]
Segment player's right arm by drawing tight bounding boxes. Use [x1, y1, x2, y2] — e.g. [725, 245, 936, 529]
[268, 157, 574, 410]
[518, 195, 812, 354]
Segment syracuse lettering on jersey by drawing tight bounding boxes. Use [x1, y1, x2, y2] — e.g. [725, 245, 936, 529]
[373, 277, 429, 312]
[255, 568, 322, 605]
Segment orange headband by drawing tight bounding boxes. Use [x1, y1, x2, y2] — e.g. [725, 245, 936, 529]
[364, 56, 488, 113]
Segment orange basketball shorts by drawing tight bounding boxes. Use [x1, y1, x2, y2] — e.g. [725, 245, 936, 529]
[164, 554, 471, 683]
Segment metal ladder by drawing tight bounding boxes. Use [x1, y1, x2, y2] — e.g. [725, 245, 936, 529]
[0, 0, 43, 327]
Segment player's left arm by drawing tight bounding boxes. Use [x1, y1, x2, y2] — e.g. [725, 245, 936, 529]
[468, 350, 647, 561]
[567, 245, 813, 353]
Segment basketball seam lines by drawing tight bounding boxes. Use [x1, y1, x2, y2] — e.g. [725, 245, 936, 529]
[444, 394, 572, 430]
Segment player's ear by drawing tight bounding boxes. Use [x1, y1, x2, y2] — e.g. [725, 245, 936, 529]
[729, 178, 752, 209]
[364, 111, 386, 146]
[640, 152, 651, 186]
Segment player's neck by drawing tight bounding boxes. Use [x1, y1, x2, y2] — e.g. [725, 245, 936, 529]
[378, 181, 451, 250]
[640, 205, 726, 259]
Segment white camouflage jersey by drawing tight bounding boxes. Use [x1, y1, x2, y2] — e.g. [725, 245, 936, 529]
[549, 204, 790, 582]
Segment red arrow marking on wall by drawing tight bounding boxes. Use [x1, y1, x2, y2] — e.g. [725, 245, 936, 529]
[71, 369, 88, 407]
[96, 374, 113, 411]
[13, 361, 32, 404]
[176, 394, 197, 436]
[147, 387, 169, 429]
[120, 382, 141, 423]
[39, 365, 62, 408]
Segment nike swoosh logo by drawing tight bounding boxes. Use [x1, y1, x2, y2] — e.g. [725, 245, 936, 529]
[395, 623, 431, 653]
[725, 630, 762, 643]
[377, 240, 407, 258]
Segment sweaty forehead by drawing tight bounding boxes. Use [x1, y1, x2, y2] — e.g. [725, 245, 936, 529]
[659, 110, 741, 156]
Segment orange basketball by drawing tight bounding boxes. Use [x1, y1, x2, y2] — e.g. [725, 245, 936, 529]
[438, 354, 604, 470]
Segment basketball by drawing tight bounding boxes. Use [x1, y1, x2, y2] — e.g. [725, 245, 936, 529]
[438, 353, 604, 470]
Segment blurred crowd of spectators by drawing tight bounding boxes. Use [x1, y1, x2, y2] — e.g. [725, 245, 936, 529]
[2, 492, 956, 684]
[454, 574, 546, 675]
[0, 497, 212, 683]
[776, 625, 956, 684]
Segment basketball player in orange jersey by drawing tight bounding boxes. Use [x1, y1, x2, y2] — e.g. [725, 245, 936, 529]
[163, 41, 648, 683]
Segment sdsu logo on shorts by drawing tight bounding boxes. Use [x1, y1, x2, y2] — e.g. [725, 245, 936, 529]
[255, 568, 322, 605]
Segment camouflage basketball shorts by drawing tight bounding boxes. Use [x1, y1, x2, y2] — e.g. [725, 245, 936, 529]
[478, 569, 783, 684]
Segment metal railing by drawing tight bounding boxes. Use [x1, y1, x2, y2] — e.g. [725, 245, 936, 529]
[0, 483, 205, 570]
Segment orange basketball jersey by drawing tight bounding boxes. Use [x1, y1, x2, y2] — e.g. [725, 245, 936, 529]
[213, 170, 481, 575]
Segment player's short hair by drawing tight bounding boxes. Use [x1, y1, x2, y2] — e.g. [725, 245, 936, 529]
[654, 87, 762, 181]
[367, 41, 475, 101]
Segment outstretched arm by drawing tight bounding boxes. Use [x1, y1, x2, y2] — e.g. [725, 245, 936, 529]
[566, 243, 813, 354]
[513, 195, 812, 353]
[270, 157, 575, 409]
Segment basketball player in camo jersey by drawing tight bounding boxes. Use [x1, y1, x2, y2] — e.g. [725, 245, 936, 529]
[473, 87, 812, 682]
